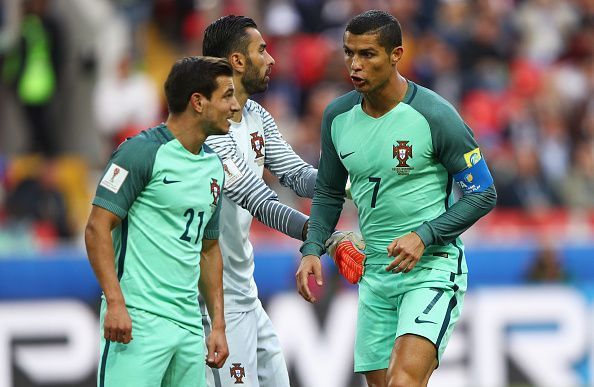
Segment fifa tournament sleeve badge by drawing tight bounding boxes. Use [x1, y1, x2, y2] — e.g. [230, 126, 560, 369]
[250, 131, 265, 166]
[99, 163, 129, 193]
[210, 178, 221, 213]
[230, 363, 245, 384]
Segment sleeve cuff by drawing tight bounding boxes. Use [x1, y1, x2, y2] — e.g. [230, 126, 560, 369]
[92, 197, 127, 219]
[299, 241, 324, 257]
[287, 211, 308, 241]
[203, 229, 219, 240]
[414, 222, 435, 247]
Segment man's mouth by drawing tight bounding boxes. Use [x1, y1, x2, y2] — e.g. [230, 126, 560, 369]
[351, 75, 364, 87]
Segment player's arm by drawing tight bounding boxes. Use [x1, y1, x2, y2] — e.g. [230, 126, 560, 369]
[206, 135, 309, 241]
[257, 103, 317, 199]
[199, 198, 228, 369]
[85, 206, 130, 343]
[297, 103, 349, 302]
[85, 137, 156, 343]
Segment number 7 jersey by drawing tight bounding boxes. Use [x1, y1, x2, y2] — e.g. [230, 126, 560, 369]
[306, 81, 486, 274]
[92, 124, 224, 335]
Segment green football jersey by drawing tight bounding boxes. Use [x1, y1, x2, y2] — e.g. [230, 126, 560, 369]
[303, 81, 483, 274]
[93, 124, 224, 335]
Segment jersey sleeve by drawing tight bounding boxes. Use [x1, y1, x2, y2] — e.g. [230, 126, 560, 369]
[205, 131, 309, 241]
[300, 100, 352, 257]
[92, 137, 158, 219]
[204, 192, 222, 240]
[256, 102, 317, 198]
[412, 95, 496, 246]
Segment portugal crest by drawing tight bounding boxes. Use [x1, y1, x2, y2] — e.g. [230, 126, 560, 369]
[250, 131, 265, 164]
[392, 140, 414, 175]
[230, 363, 245, 384]
[210, 178, 220, 208]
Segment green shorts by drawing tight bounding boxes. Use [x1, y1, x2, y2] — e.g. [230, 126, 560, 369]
[354, 264, 467, 373]
[98, 302, 206, 387]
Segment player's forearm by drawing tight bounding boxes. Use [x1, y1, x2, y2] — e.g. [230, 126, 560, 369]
[278, 166, 317, 198]
[415, 184, 497, 246]
[300, 189, 345, 257]
[84, 221, 125, 305]
[199, 240, 225, 329]
[255, 199, 309, 241]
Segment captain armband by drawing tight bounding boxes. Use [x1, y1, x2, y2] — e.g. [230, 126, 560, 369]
[453, 157, 494, 194]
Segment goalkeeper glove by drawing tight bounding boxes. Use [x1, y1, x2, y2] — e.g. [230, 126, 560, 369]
[325, 231, 366, 284]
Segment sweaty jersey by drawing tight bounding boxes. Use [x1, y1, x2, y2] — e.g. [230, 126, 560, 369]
[205, 100, 316, 312]
[93, 124, 224, 335]
[302, 81, 494, 274]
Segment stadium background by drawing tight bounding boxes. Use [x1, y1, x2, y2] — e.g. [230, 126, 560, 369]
[0, 0, 593, 386]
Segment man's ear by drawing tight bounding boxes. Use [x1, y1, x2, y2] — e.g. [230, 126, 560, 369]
[229, 52, 245, 74]
[190, 92, 206, 113]
[391, 46, 404, 66]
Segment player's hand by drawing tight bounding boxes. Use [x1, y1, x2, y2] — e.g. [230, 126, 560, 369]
[385, 232, 425, 273]
[296, 255, 323, 303]
[205, 325, 228, 368]
[325, 231, 366, 284]
[104, 301, 133, 344]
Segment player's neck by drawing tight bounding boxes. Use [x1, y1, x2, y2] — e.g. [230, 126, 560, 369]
[362, 74, 408, 118]
[165, 114, 206, 155]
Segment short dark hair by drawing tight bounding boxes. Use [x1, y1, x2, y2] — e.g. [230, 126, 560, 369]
[202, 15, 258, 58]
[345, 10, 402, 53]
[164, 56, 233, 114]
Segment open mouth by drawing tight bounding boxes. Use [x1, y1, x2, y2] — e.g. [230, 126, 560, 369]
[351, 75, 365, 87]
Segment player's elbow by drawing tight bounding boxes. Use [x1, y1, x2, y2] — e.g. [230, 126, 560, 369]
[485, 184, 497, 213]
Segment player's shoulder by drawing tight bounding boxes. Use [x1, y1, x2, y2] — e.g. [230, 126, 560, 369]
[405, 81, 460, 123]
[114, 125, 168, 156]
[245, 99, 270, 118]
[324, 90, 362, 120]
[203, 143, 225, 165]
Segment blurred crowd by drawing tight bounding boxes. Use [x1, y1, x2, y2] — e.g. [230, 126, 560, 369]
[0, 0, 593, 251]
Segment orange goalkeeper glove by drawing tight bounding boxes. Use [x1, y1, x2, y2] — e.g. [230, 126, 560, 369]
[325, 231, 366, 284]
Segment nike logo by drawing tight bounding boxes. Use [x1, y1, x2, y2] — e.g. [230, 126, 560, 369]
[163, 177, 181, 184]
[339, 151, 355, 159]
[414, 316, 437, 324]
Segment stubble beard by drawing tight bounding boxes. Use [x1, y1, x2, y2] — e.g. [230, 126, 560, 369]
[242, 58, 269, 95]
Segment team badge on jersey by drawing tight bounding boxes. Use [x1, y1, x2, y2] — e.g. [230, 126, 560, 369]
[392, 140, 414, 175]
[210, 178, 221, 212]
[230, 363, 245, 384]
[250, 131, 265, 166]
[99, 163, 129, 193]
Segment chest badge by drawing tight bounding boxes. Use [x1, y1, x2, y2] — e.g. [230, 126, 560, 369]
[393, 140, 414, 175]
[210, 178, 221, 212]
[230, 363, 245, 384]
[250, 131, 265, 166]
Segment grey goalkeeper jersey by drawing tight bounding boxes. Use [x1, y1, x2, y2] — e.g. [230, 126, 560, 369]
[205, 100, 316, 312]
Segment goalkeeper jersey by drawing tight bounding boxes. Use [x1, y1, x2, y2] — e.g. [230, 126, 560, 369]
[205, 100, 316, 312]
[302, 81, 492, 274]
[92, 124, 224, 335]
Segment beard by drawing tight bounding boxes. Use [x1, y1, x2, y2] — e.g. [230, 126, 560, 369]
[241, 57, 269, 95]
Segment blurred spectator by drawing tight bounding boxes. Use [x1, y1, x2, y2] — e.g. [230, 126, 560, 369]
[93, 54, 160, 152]
[1, 0, 64, 156]
[0, 0, 21, 53]
[5, 157, 73, 241]
[561, 142, 594, 210]
[525, 241, 570, 283]
[497, 146, 560, 211]
[513, 0, 580, 65]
